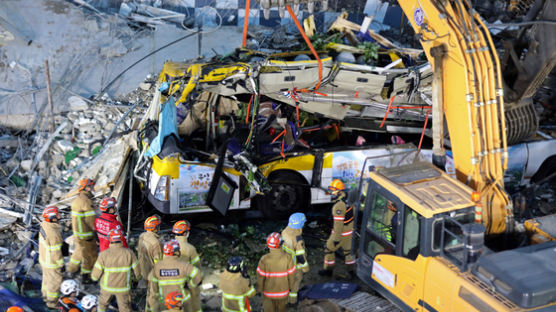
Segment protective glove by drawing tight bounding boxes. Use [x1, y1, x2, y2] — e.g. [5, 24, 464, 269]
[288, 296, 298, 305]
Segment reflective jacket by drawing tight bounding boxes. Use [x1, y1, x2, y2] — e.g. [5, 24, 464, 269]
[91, 243, 140, 293]
[71, 191, 96, 240]
[281, 226, 309, 272]
[95, 213, 128, 251]
[330, 200, 354, 241]
[137, 231, 163, 279]
[220, 271, 255, 312]
[39, 221, 64, 270]
[151, 255, 202, 304]
[175, 235, 200, 267]
[256, 249, 296, 300]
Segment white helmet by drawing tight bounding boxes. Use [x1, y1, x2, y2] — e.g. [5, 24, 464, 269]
[60, 279, 79, 296]
[81, 294, 98, 310]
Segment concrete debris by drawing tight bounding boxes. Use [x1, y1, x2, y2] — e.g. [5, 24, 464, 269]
[0, 214, 17, 231]
[68, 96, 88, 111]
[139, 82, 152, 91]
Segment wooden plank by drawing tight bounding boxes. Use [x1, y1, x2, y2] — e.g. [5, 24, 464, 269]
[329, 15, 422, 60]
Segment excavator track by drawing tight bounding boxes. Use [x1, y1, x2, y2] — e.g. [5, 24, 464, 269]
[330, 291, 401, 312]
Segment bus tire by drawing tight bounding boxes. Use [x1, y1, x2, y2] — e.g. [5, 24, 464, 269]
[255, 170, 310, 219]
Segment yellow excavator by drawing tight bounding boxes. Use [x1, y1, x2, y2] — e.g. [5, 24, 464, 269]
[344, 0, 556, 311]
[254, 0, 556, 310]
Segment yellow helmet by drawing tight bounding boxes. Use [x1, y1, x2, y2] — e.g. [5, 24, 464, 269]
[328, 179, 345, 195]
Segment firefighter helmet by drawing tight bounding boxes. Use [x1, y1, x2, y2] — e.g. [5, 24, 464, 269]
[328, 179, 345, 194]
[99, 197, 117, 213]
[226, 256, 244, 273]
[266, 232, 282, 249]
[172, 220, 191, 235]
[109, 229, 123, 243]
[42, 206, 59, 222]
[6, 307, 23, 312]
[164, 291, 184, 309]
[81, 295, 98, 310]
[60, 279, 79, 296]
[77, 178, 95, 192]
[163, 239, 180, 256]
[144, 214, 161, 232]
[288, 212, 306, 229]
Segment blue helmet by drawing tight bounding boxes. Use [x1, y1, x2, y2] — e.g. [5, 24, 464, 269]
[227, 256, 243, 273]
[288, 212, 306, 229]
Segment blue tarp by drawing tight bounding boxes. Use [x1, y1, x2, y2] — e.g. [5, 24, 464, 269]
[0, 284, 46, 312]
[299, 282, 359, 300]
[145, 97, 178, 158]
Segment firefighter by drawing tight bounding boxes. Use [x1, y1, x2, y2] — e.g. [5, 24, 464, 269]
[280, 212, 308, 304]
[256, 232, 296, 312]
[219, 256, 255, 312]
[68, 178, 98, 283]
[137, 215, 163, 279]
[81, 295, 99, 312]
[139, 215, 163, 312]
[95, 197, 128, 252]
[150, 240, 203, 312]
[39, 206, 64, 309]
[319, 179, 356, 276]
[163, 291, 185, 312]
[91, 228, 140, 312]
[172, 220, 201, 312]
[58, 279, 80, 312]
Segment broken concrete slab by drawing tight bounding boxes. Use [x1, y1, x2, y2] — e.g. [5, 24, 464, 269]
[0, 214, 17, 231]
[68, 95, 88, 111]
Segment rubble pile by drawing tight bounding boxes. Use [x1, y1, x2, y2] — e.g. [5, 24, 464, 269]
[0, 83, 152, 219]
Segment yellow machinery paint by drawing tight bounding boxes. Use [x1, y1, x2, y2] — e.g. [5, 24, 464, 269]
[258, 153, 332, 177]
[358, 162, 556, 311]
[395, 0, 511, 234]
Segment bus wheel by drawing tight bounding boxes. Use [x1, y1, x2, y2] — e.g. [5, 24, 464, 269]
[255, 171, 309, 219]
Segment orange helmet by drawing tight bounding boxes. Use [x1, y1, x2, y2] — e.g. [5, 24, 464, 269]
[164, 291, 184, 309]
[6, 307, 24, 312]
[78, 178, 95, 192]
[328, 179, 345, 194]
[163, 240, 180, 256]
[144, 214, 161, 232]
[172, 220, 191, 235]
[42, 206, 59, 222]
[266, 232, 282, 249]
[109, 229, 123, 243]
[99, 197, 117, 213]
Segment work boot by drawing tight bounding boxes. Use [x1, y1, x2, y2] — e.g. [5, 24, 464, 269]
[81, 274, 94, 285]
[318, 269, 333, 276]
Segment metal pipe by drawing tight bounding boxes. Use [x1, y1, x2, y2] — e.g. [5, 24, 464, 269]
[45, 60, 55, 133]
[127, 157, 134, 241]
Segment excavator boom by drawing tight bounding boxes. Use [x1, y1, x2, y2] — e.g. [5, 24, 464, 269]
[396, 0, 512, 234]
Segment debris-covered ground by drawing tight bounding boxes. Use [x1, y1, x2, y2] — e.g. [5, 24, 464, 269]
[1, 0, 556, 311]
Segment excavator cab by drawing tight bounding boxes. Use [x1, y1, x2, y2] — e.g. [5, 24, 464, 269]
[354, 161, 556, 311]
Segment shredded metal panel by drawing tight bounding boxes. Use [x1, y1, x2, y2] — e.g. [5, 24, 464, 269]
[330, 292, 400, 312]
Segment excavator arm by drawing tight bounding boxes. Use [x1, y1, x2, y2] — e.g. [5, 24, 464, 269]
[396, 0, 512, 234]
